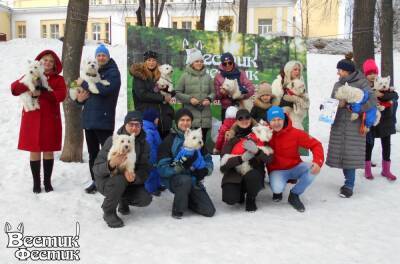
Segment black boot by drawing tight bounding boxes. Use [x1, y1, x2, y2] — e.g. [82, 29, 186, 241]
[288, 192, 305, 212]
[43, 159, 54, 192]
[103, 210, 124, 228]
[339, 185, 353, 198]
[245, 195, 257, 212]
[171, 210, 183, 219]
[117, 198, 130, 215]
[85, 181, 97, 194]
[30, 160, 41, 193]
[272, 193, 283, 202]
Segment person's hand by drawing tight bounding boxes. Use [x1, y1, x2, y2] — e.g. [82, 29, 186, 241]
[202, 98, 211, 106]
[29, 90, 41, 97]
[375, 91, 384, 98]
[76, 89, 90, 102]
[109, 153, 127, 169]
[124, 170, 136, 183]
[310, 163, 321, 175]
[76, 78, 84, 87]
[241, 151, 255, 162]
[164, 94, 172, 103]
[243, 140, 258, 154]
[192, 168, 208, 181]
[181, 151, 198, 170]
[224, 131, 232, 141]
[338, 99, 346, 108]
[190, 97, 200, 106]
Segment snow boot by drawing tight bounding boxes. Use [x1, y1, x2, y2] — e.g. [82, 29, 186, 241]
[30, 160, 41, 193]
[272, 193, 283, 202]
[85, 181, 97, 194]
[117, 198, 130, 215]
[288, 192, 305, 212]
[103, 210, 124, 228]
[245, 195, 257, 212]
[381, 160, 397, 181]
[43, 159, 54, 192]
[364, 161, 373, 180]
[172, 210, 183, 219]
[339, 185, 353, 198]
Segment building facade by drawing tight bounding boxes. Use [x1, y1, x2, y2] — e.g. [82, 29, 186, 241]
[0, 4, 11, 40]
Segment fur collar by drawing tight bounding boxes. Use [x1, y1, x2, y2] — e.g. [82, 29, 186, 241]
[129, 63, 161, 81]
[254, 98, 272, 110]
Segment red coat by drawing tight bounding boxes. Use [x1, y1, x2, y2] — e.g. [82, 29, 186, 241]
[267, 117, 324, 173]
[11, 50, 66, 152]
[215, 118, 236, 151]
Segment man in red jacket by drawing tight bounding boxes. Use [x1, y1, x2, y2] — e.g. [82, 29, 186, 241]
[266, 106, 324, 212]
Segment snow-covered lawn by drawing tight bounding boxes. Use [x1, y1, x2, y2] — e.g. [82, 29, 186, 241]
[0, 39, 399, 264]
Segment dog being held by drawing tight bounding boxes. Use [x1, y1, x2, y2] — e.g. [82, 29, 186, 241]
[156, 64, 175, 97]
[107, 134, 136, 176]
[173, 128, 206, 171]
[19, 60, 52, 112]
[281, 79, 309, 130]
[221, 120, 274, 175]
[69, 59, 110, 100]
[373, 76, 394, 111]
[221, 78, 253, 111]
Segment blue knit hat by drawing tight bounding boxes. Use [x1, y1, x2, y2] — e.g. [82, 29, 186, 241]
[95, 44, 110, 58]
[124, 111, 143, 125]
[143, 108, 160, 123]
[266, 106, 285, 122]
[221, 52, 235, 64]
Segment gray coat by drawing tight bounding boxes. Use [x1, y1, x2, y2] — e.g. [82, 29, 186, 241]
[326, 70, 377, 169]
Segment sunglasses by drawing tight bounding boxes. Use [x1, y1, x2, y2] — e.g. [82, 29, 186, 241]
[222, 61, 233, 66]
[238, 116, 251, 121]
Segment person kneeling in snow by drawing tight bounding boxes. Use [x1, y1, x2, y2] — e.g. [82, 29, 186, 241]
[157, 108, 215, 219]
[266, 106, 324, 212]
[93, 111, 152, 228]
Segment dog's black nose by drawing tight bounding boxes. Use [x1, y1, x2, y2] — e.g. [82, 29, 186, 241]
[124, 145, 128, 149]
[91, 64, 95, 68]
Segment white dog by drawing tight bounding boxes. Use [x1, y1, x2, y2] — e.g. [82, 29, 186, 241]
[107, 134, 136, 176]
[69, 59, 110, 100]
[281, 79, 309, 130]
[374, 76, 393, 111]
[157, 64, 174, 97]
[19, 60, 51, 112]
[221, 121, 273, 175]
[221, 78, 253, 111]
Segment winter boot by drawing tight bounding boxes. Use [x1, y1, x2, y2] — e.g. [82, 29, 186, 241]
[381, 160, 397, 181]
[43, 159, 54, 192]
[171, 210, 183, 219]
[239, 191, 245, 204]
[288, 192, 305, 212]
[245, 195, 257, 212]
[364, 161, 374, 180]
[85, 181, 97, 194]
[117, 198, 130, 215]
[272, 193, 283, 202]
[103, 210, 124, 228]
[30, 160, 41, 193]
[339, 185, 353, 198]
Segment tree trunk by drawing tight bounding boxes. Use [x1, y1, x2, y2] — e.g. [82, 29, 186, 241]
[155, 0, 166, 27]
[380, 0, 394, 85]
[199, 0, 207, 30]
[150, 0, 154, 27]
[60, 0, 89, 162]
[136, 0, 146, 26]
[238, 0, 248, 34]
[352, 0, 376, 69]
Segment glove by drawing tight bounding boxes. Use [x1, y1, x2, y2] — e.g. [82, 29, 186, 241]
[241, 151, 255, 162]
[192, 168, 208, 181]
[181, 151, 198, 170]
[243, 140, 258, 154]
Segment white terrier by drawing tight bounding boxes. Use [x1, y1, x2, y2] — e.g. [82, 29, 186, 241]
[19, 60, 51, 112]
[157, 64, 174, 96]
[374, 76, 393, 111]
[282, 79, 309, 130]
[107, 134, 136, 176]
[69, 59, 110, 100]
[221, 78, 253, 111]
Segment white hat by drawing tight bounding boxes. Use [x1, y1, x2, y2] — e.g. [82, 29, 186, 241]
[186, 48, 204, 65]
[225, 106, 238, 119]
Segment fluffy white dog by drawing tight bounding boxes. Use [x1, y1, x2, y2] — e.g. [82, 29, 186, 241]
[374, 76, 393, 111]
[221, 78, 253, 111]
[107, 134, 136, 176]
[281, 79, 309, 130]
[69, 59, 110, 100]
[157, 64, 175, 97]
[19, 60, 51, 112]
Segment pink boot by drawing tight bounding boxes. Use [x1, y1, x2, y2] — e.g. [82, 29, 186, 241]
[364, 161, 374, 180]
[381, 160, 397, 181]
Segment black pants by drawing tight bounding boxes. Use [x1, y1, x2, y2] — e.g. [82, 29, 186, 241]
[222, 169, 263, 205]
[99, 174, 152, 213]
[221, 108, 227, 122]
[170, 174, 215, 217]
[366, 135, 391, 161]
[85, 129, 113, 180]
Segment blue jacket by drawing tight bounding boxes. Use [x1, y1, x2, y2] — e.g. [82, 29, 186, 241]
[143, 120, 162, 165]
[174, 148, 206, 170]
[157, 128, 213, 190]
[80, 58, 121, 130]
[350, 88, 378, 128]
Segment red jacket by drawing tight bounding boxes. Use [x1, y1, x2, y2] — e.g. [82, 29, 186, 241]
[267, 117, 324, 173]
[215, 118, 236, 151]
[11, 50, 67, 152]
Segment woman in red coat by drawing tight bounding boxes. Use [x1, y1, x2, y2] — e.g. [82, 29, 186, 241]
[11, 50, 67, 193]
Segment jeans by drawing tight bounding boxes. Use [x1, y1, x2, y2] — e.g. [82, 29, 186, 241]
[343, 169, 356, 190]
[269, 162, 315, 195]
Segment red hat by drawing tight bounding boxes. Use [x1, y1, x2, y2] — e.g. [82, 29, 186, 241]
[363, 59, 379, 76]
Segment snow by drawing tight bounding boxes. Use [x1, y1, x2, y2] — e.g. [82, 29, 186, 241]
[0, 39, 399, 264]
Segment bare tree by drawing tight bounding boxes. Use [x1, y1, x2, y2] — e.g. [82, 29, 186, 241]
[60, 0, 89, 162]
[238, 0, 248, 34]
[380, 0, 394, 84]
[352, 0, 376, 69]
[136, 0, 146, 26]
[199, 0, 207, 30]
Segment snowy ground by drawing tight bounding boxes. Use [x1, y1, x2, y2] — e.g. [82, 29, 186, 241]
[0, 39, 399, 264]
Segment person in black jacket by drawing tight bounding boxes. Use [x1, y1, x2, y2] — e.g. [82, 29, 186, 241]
[93, 111, 152, 228]
[129, 50, 174, 139]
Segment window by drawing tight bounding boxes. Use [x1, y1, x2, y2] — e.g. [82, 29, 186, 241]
[172, 22, 178, 29]
[258, 19, 272, 35]
[41, 25, 47, 38]
[90, 0, 102, 4]
[17, 24, 26, 38]
[50, 24, 60, 39]
[92, 23, 101, 41]
[105, 22, 109, 42]
[182, 21, 192, 30]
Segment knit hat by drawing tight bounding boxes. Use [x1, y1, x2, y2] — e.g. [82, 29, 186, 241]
[236, 109, 251, 120]
[95, 44, 110, 58]
[225, 106, 238, 119]
[256, 82, 273, 98]
[266, 106, 285, 122]
[143, 50, 158, 61]
[220, 52, 235, 64]
[175, 108, 194, 124]
[124, 111, 143, 125]
[186, 48, 203, 65]
[143, 108, 160, 123]
[337, 52, 355, 73]
[362, 59, 379, 76]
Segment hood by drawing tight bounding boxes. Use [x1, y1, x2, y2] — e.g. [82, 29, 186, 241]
[283, 60, 304, 84]
[185, 64, 206, 76]
[339, 70, 366, 85]
[129, 63, 160, 81]
[35, 50, 62, 74]
[100, 58, 118, 72]
[143, 120, 157, 130]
